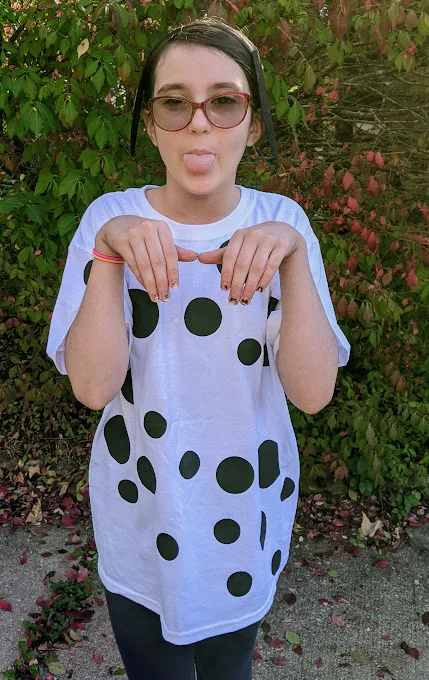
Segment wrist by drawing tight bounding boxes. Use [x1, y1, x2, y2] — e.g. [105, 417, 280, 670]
[95, 231, 122, 259]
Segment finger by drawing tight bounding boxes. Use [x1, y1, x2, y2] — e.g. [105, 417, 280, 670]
[228, 239, 259, 304]
[218, 231, 244, 292]
[237, 246, 275, 304]
[125, 240, 159, 301]
[197, 248, 225, 264]
[177, 246, 199, 262]
[143, 229, 171, 302]
[253, 248, 285, 297]
[157, 224, 180, 288]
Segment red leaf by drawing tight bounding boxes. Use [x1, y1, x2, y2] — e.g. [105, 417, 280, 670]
[0, 600, 12, 611]
[375, 151, 384, 168]
[342, 171, 354, 192]
[280, 20, 290, 51]
[20, 551, 28, 564]
[252, 648, 262, 660]
[271, 656, 288, 666]
[373, 560, 390, 568]
[366, 151, 375, 162]
[328, 89, 339, 101]
[225, 0, 239, 11]
[406, 269, 418, 289]
[41, 552, 53, 558]
[331, 615, 345, 626]
[328, 4, 348, 40]
[315, 657, 323, 667]
[93, 652, 103, 663]
[347, 196, 359, 212]
[368, 176, 379, 196]
[319, 598, 332, 606]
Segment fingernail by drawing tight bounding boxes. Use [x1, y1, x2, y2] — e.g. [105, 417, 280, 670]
[221, 284, 228, 290]
[153, 295, 159, 302]
[171, 281, 178, 288]
[257, 287, 263, 293]
[162, 294, 170, 301]
[240, 298, 249, 305]
[229, 298, 237, 305]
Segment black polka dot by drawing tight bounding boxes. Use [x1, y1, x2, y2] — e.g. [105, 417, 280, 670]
[144, 411, 167, 438]
[260, 511, 266, 550]
[83, 260, 92, 285]
[263, 343, 269, 367]
[185, 298, 222, 336]
[271, 550, 281, 575]
[157, 533, 179, 561]
[281, 477, 295, 501]
[217, 240, 230, 274]
[237, 339, 262, 366]
[129, 289, 159, 338]
[104, 415, 130, 464]
[267, 296, 279, 317]
[179, 451, 200, 479]
[214, 519, 240, 544]
[227, 572, 252, 597]
[137, 456, 156, 494]
[258, 440, 280, 489]
[216, 457, 254, 494]
[121, 367, 134, 404]
[118, 479, 138, 503]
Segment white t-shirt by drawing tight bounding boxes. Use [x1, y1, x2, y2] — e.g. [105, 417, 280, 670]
[46, 184, 351, 645]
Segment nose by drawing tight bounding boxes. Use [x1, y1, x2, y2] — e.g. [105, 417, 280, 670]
[187, 104, 211, 132]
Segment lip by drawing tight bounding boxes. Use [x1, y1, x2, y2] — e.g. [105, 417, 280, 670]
[184, 149, 215, 155]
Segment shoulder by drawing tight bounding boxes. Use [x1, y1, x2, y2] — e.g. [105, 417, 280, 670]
[244, 186, 318, 248]
[69, 187, 142, 251]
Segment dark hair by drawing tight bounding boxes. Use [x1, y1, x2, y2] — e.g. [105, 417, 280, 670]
[130, 17, 277, 161]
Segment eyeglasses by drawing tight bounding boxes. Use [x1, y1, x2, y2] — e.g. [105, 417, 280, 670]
[148, 92, 251, 132]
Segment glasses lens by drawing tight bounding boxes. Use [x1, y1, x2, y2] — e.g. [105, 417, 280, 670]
[153, 98, 192, 131]
[206, 95, 247, 128]
[152, 95, 247, 130]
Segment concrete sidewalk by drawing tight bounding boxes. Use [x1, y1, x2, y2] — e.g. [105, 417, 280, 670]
[1, 519, 428, 679]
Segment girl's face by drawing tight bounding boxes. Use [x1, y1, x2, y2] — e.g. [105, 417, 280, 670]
[143, 43, 263, 194]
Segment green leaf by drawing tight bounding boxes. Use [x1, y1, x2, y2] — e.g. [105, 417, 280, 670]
[57, 213, 78, 237]
[85, 59, 99, 78]
[46, 30, 58, 48]
[276, 99, 290, 118]
[287, 101, 301, 127]
[25, 203, 44, 225]
[47, 662, 67, 676]
[92, 67, 105, 93]
[95, 120, 109, 149]
[272, 77, 281, 104]
[22, 75, 37, 100]
[285, 630, 301, 645]
[60, 37, 71, 57]
[303, 64, 316, 91]
[35, 168, 55, 195]
[18, 246, 30, 265]
[59, 99, 79, 126]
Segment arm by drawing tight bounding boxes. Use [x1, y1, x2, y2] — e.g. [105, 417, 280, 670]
[64, 237, 130, 410]
[275, 239, 339, 414]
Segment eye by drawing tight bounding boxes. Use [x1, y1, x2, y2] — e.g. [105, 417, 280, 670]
[162, 98, 188, 107]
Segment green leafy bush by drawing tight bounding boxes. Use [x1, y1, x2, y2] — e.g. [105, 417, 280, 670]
[1, 0, 428, 514]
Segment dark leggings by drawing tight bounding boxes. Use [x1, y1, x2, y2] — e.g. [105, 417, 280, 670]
[104, 587, 262, 680]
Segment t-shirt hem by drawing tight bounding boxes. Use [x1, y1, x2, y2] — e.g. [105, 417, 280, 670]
[98, 558, 284, 645]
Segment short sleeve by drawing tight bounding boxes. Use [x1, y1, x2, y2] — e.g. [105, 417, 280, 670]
[46, 197, 133, 375]
[266, 213, 351, 369]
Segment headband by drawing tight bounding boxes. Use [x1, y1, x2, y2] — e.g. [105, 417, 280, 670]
[130, 33, 278, 163]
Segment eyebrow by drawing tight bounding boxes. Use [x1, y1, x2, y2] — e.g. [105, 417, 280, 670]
[156, 82, 244, 95]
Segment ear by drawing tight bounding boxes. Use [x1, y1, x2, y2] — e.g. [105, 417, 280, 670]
[143, 108, 158, 148]
[246, 108, 264, 148]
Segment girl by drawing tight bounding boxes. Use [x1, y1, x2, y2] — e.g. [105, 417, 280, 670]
[47, 17, 351, 680]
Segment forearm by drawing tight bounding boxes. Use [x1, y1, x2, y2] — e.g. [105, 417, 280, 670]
[275, 241, 338, 414]
[64, 244, 130, 410]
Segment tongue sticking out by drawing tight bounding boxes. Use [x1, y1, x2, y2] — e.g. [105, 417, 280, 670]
[183, 153, 216, 174]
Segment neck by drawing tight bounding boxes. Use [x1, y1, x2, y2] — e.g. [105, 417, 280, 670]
[146, 176, 241, 225]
